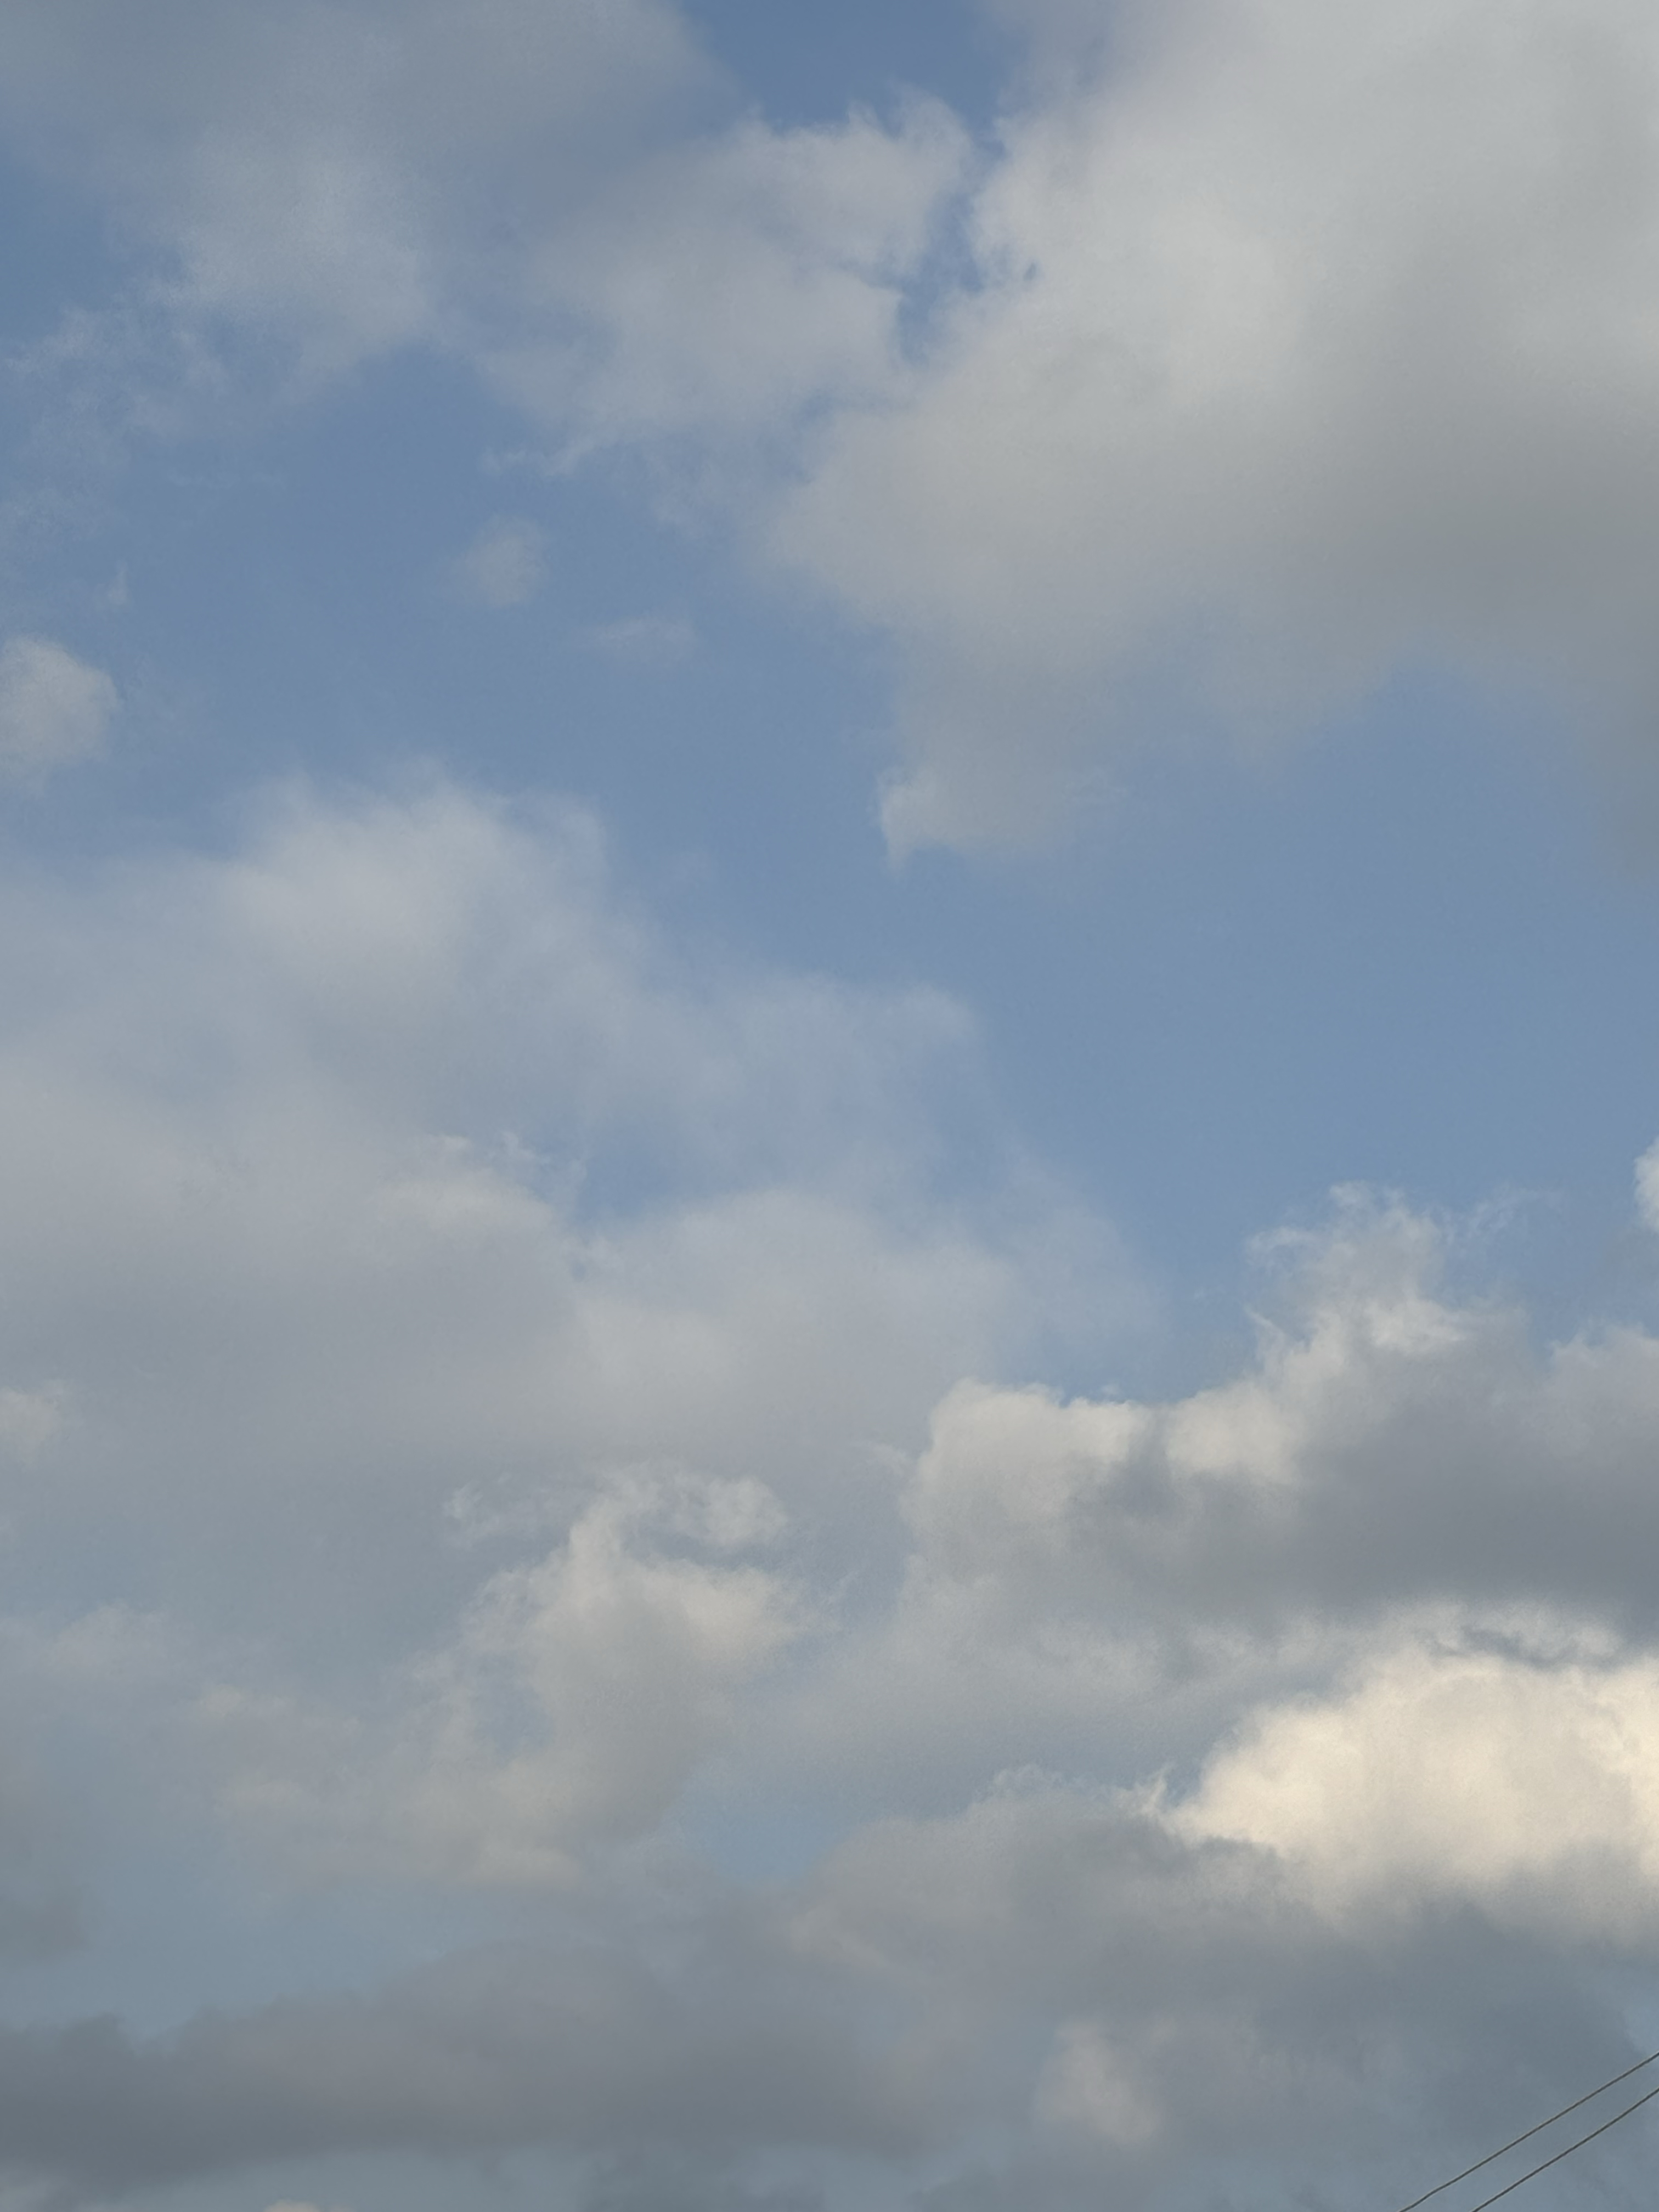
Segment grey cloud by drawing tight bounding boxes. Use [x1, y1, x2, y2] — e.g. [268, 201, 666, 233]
[0, 777, 1124, 1893]
[789, 1780, 1653, 2212]
[0, 867, 1656, 2210]
[2, 825, 1657, 2210]
[0, 1786, 1625, 2210]
[581, 2163, 826, 2212]
[776, 0, 1659, 845]
[0, 1932, 924, 2199]
[904, 1193, 1659, 1644]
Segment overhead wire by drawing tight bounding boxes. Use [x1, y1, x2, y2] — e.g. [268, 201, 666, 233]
[1458, 2078, 1659, 2212]
[1389, 2047, 1659, 2212]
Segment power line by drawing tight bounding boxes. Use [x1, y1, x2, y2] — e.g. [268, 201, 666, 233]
[1461, 2078, 1659, 2212]
[1391, 2049, 1659, 2212]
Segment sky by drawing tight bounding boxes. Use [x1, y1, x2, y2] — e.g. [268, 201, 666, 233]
[8, 2, 1659, 2209]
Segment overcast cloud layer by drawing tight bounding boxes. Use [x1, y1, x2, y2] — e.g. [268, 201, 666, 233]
[4, 5, 1659, 2211]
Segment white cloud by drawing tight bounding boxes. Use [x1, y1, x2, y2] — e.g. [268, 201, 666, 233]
[774, 0, 1659, 844]
[0, 637, 116, 786]
[448, 515, 548, 607]
[1173, 1632, 1659, 1937]
[484, 102, 971, 454]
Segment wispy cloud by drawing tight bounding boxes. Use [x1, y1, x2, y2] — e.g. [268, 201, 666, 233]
[0, 637, 116, 786]
[448, 515, 549, 608]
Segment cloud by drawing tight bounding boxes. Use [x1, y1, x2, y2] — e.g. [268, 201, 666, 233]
[0, 1781, 1626, 2209]
[584, 613, 697, 661]
[6, 1153, 1659, 2201]
[13, 3, 1659, 843]
[1634, 1129, 1659, 1229]
[0, 0, 716, 383]
[900, 1190, 1659, 1645]
[0, 637, 117, 786]
[1173, 1633, 1659, 1937]
[482, 101, 970, 455]
[447, 515, 548, 607]
[782, 1765, 1655, 2211]
[201, 1466, 804, 1886]
[15, 10, 1659, 2203]
[2, 854, 1659, 2209]
[0, 0, 967, 446]
[0, 774, 1124, 1891]
[0, 1384, 65, 1459]
[776, 0, 1659, 845]
[0, 1919, 937, 2198]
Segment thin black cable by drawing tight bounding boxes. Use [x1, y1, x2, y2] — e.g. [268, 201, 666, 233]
[1460, 2077, 1659, 2212]
[1391, 2047, 1659, 2212]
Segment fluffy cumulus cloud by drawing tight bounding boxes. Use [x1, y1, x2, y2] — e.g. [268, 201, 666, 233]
[902, 1193, 1659, 1638]
[777, 0, 1659, 845]
[1176, 1637, 1659, 1936]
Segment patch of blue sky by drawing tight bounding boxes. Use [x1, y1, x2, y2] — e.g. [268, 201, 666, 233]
[684, 0, 1014, 134]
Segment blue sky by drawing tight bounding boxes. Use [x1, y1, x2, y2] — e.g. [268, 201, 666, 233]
[5, 5, 1659, 2211]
